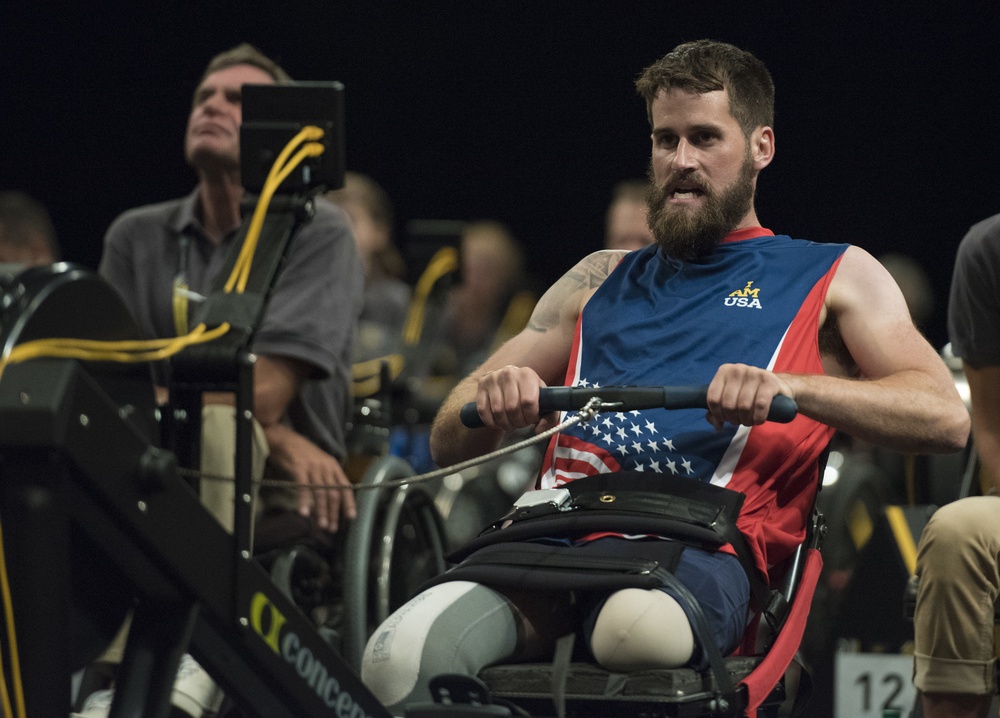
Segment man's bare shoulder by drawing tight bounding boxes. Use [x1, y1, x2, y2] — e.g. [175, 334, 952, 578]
[526, 250, 629, 334]
[826, 245, 900, 308]
[575, 249, 630, 286]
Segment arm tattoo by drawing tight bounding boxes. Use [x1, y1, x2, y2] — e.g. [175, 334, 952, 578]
[526, 251, 626, 333]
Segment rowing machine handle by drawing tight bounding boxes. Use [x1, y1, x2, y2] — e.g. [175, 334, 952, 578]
[459, 385, 798, 428]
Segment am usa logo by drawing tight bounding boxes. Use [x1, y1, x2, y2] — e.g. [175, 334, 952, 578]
[724, 280, 763, 309]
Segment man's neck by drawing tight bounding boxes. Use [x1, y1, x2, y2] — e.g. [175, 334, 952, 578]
[196, 171, 244, 245]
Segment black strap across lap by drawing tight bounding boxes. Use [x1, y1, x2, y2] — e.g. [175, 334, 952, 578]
[441, 472, 772, 612]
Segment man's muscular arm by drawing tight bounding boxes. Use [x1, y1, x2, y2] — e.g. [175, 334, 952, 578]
[430, 250, 626, 467]
[706, 247, 968, 453]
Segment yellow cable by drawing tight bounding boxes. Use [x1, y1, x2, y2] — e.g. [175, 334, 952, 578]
[885, 505, 919, 576]
[226, 128, 315, 291]
[269, 125, 325, 184]
[847, 499, 874, 551]
[5, 331, 197, 354]
[225, 128, 324, 294]
[232, 142, 324, 293]
[0, 667, 13, 718]
[0, 323, 230, 377]
[0, 516, 26, 718]
[402, 247, 460, 346]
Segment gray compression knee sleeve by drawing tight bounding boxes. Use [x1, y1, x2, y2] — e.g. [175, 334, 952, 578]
[361, 581, 521, 713]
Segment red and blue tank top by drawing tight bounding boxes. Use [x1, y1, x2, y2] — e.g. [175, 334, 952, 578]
[539, 228, 849, 577]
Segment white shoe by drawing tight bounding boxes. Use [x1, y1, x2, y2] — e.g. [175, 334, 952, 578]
[71, 688, 114, 718]
[70, 655, 223, 718]
[170, 654, 224, 717]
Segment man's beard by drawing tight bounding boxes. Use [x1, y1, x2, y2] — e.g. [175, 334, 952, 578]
[645, 153, 757, 261]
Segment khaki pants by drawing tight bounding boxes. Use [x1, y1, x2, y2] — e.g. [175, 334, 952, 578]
[914, 496, 1000, 695]
[198, 404, 269, 534]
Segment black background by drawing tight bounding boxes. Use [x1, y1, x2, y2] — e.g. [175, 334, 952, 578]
[3, 2, 999, 349]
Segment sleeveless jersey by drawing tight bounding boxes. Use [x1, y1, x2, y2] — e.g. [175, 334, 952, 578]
[539, 229, 849, 579]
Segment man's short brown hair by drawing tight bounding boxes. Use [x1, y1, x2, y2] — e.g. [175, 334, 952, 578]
[635, 40, 775, 135]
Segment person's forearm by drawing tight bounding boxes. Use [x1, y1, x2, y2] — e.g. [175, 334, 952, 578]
[430, 374, 507, 468]
[783, 369, 969, 454]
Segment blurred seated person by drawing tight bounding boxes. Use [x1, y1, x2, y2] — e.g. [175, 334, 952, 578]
[604, 178, 655, 251]
[324, 172, 411, 362]
[0, 190, 62, 270]
[392, 220, 534, 473]
[436, 219, 533, 382]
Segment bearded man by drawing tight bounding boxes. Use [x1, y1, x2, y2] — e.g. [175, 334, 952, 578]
[360, 39, 968, 716]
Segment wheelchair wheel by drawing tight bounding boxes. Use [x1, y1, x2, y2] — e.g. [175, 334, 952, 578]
[341, 455, 448, 672]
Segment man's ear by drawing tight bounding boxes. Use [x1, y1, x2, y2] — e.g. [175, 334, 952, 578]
[752, 126, 775, 170]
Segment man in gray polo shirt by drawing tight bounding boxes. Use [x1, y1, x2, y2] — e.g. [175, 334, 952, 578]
[99, 43, 362, 536]
[81, 43, 363, 718]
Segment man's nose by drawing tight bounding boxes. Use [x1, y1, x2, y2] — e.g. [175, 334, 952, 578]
[673, 139, 697, 170]
[201, 90, 225, 114]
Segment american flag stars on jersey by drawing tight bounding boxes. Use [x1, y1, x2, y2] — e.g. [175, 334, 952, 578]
[553, 377, 706, 481]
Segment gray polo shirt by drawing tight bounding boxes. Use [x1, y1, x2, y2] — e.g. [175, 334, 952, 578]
[949, 213, 1000, 370]
[99, 189, 364, 460]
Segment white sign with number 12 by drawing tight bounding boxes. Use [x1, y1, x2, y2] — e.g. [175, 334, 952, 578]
[835, 652, 916, 718]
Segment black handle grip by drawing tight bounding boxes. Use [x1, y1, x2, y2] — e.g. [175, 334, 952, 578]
[459, 401, 489, 428]
[459, 385, 798, 428]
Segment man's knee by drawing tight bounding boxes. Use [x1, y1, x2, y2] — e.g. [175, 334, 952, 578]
[919, 497, 1000, 559]
[917, 497, 1000, 594]
[589, 588, 694, 671]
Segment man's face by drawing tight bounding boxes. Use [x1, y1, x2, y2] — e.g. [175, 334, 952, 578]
[645, 87, 761, 260]
[184, 64, 275, 173]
